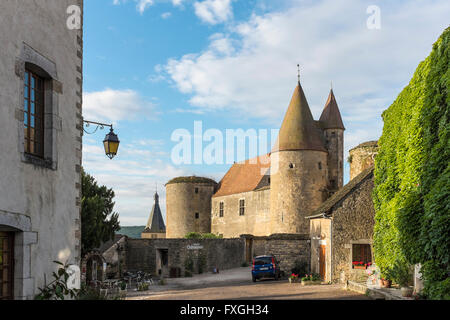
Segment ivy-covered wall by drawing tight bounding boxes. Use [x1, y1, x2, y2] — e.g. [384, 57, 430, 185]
[373, 27, 449, 299]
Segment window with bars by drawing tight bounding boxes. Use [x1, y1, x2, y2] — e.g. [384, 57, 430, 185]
[0, 232, 14, 300]
[219, 202, 224, 217]
[352, 244, 372, 268]
[239, 199, 245, 216]
[24, 70, 45, 158]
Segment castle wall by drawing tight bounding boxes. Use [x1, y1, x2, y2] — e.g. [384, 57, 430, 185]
[243, 234, 310, 275]
[125, 238, 245, 276]
[270, 151, 328, 235]
[211, 188, 271, 238]
[166, 182, 215, 238]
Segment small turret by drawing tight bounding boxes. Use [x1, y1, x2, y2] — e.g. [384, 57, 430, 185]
[141, 192, 166, 239]
[319, 89, 345, 192]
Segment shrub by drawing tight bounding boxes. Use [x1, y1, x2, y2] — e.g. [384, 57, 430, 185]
[291, 260, 309, 276]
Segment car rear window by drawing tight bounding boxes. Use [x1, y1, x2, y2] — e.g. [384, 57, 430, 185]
[254, 257, 273, 265]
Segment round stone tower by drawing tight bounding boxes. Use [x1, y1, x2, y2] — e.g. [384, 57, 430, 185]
[270, 81, 329, 235]
[165, 176, 217, 238]
[348, 141, 379, 180]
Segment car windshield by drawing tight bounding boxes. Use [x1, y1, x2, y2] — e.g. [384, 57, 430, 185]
[254, 257, 273, 265]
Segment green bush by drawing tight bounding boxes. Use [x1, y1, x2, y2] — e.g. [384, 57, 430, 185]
[185, 232, 221, 239]
[373, 27, 450, 299]
[291, 260, 309, 277]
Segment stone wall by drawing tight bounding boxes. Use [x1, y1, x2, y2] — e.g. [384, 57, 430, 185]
[331, 174, 375, 283]
[211, 189, 270, 238]
[125, 238, 245, 276]
[0, 0, 83, 299]
[243, 234, 311, 275]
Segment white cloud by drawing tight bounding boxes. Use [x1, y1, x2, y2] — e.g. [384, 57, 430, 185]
[112, 0, 154, 14]
[194, 0, 233, 25]
[83, 89, 157, 123]
[164, 0, 450, 127]
[161, 12, 172, 19]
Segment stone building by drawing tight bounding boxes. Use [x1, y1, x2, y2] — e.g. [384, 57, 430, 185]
[167, 81, 345, 239]
[141, 192, 166, 239]
[0, 0, 84, 299]
[308, 142, 378, 283]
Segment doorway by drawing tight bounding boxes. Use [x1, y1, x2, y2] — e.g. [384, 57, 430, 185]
[0, 232, 14, 300]
[319, 245, 326, 281]
[156, 249, 169, 278]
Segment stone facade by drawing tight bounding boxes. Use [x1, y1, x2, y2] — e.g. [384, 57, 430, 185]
[211, 189, 270, 238]
[0, 0, 83, 299]
[166, 179, 217, 238]
[309, 169, 375, 283]
[349, 141, 378, 180]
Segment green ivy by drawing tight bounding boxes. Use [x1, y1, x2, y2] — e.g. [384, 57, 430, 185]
[373, 27, 449, 299]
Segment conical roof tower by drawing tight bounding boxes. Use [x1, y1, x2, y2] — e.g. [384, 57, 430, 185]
[319, 89, 345, 130]
[144, 192, 166, 234]
[272, 81, 326, 153]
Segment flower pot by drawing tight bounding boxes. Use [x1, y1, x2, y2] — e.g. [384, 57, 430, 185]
[401, 287, 413, 297]
[353, 265, 366, 270]
[289, 278, 298, 284]
[379, 279, 392, 288]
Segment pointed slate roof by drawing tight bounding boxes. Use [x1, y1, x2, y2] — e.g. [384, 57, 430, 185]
[272, 82, 327, 153]
[143, 192, 166, 234]
[319, 89, 345, 130]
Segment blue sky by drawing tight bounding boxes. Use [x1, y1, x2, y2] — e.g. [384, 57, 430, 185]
[82, 0, 450, 226]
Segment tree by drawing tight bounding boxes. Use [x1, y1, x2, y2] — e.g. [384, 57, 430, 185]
[81, 168, 120, 256]
[373, 27, 449, 299]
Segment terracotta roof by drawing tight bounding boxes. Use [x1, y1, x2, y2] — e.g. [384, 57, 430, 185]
[213, 154, 271, 197]
[308, 166, 374, 218]
[272, 82, 327, 153]
[166, 176, 217, 185]
[319, 89, 345, 130]
[143, 192, 166, 234]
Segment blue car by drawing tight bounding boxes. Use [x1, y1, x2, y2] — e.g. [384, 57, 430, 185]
[251, 255, 281, 282]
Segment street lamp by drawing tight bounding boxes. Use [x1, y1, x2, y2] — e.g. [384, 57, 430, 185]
[83, 120, 120, 160]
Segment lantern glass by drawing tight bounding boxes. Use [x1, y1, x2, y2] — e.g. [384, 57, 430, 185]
[103, 129, 120, 159]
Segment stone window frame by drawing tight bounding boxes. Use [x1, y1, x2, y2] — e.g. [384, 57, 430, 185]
[219, 202, 224, 218]
[15, 43, 62, 170]
[348, 239, 373, 270]
[239, 198, 245, 216]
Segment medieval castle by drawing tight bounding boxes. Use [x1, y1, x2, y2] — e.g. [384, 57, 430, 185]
[142, 79, 377, 241]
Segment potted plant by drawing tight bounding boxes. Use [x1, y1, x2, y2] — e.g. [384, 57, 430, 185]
[289, 273, 299, 283]
[391, 262, 413, 297]
[118, 281, 127, 299]
[379, 268, 393, 288]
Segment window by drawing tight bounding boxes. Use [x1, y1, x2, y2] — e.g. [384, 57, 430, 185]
[24, 70, 45, 158]
[195, 188, 199, 194]
[352, 244, 372, 268]
[219, 202, 224, 217]
[289, 163, 294, 169]
[0, 232, 14, 300]
[318, 162, 322, 170]
[239, 199, 245, 216]
[195, 212, 199, 219]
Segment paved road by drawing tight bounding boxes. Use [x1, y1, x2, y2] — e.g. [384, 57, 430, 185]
[127, 267, 369, 300]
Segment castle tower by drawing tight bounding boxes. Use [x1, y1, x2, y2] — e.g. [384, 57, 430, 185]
[349, 141, 378, 180]
[141, 192, 166, 239]
[165, 176, 217, 238]
[270, 81, 328, 235]
[319, 89, 345, 193]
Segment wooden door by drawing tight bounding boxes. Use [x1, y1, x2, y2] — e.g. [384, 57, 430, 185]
[0, 232, 14, 300]
[319, 245, 326, 281]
